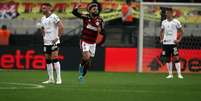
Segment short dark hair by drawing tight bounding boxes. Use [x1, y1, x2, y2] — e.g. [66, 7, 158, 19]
[1, 25, 7, 30]
[166, 8, 173, 12]
[87, 2, 98, 11]
[42, 3, 52, 7]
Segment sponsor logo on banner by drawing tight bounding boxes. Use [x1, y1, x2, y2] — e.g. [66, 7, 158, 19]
[143, 48, 201, 73]
[0, 49, 64, 70]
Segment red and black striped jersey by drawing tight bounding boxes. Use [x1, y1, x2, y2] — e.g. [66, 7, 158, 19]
[72, 8, 104, 44]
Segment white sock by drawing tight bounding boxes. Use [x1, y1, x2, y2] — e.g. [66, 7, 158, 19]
[47, 63, 54, 81]
[54, 62, 61, 81]
[167, 62, 173, 75]
[175, 62, 182, 76]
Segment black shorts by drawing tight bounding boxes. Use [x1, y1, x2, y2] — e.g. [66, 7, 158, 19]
[43, 44, 60, 54]
[162, 44, 179, 58]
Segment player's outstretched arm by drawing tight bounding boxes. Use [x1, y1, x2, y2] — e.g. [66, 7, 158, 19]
[72, 3, 87, 19]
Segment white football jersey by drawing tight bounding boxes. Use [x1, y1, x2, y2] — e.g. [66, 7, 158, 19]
[161, 19, 182, 45]
[41, 13, 60, 45]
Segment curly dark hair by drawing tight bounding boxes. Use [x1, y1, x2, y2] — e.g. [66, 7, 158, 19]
[42, 3, 52, 7]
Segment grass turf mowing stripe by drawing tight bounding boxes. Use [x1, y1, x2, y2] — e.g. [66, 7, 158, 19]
[0, 70, 201, 101]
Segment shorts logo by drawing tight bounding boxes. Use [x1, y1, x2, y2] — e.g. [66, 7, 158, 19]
[43, 47, 46, 52]
[51, 45, 58, 50]
[173, 47, 178, 55]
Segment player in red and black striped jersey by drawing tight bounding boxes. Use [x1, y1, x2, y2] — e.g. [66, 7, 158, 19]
[72, 1, 104, 82]
[72, 2, 104, 44]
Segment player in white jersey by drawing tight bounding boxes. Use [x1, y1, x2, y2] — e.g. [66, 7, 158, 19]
[39, 3, 64, 84]
[160, 8, 184, 79]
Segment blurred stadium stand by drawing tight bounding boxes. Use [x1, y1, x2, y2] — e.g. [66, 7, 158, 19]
[0, 18, 82, 47]
[0, 0, 201, 48]
[0, 19, 81, 35]
[1, 17, 201, 49]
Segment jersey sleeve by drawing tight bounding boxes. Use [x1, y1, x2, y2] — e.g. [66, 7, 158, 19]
[72, 8, 87, 19]
[161, 21, 165, 29]
[176, 20, 182, 29]
[53, 14, 61, 24]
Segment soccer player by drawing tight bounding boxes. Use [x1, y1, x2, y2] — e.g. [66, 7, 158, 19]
[39, 3, 64, 84]
[72, 2, 104, 81]
[160, 8, 184, 79]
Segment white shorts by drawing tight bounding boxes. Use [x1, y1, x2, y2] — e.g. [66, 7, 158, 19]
[80, 41, 96, 57]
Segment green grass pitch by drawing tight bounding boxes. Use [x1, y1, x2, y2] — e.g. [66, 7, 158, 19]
[0, 70, 201, 101]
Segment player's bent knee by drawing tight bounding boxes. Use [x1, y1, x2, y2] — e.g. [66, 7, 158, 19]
[52, 51, 59, 56]
[82, 53, 91, 61]
[83, 55, 90, 61]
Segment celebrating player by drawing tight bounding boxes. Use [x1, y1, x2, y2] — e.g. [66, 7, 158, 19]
[39, 3, 64, 84]
[160, 8, 184, 79]
[72, 2, 104, 81]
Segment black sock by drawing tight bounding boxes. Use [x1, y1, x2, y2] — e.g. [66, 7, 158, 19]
[83, 67, 88, 76]
[80, 58, 86, 66]
[82, 58, 92, 77]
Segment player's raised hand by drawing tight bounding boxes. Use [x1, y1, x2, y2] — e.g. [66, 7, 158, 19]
[73, 0, 81, 8]
[160, 40, 163, 43]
